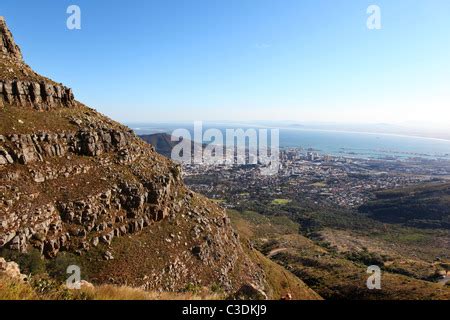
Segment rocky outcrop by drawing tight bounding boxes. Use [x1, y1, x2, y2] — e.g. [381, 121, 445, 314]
[0, 129, 138, 166]
[0, 17, 181, 258]
[0, 17, 23, 61]
[0, 167, 181, 258]
[0, 117, 182, 258]
[230, 283, 268, 300]
[0, 17, 75, 110]
[0, 257, 27, 282]
[0, 80, 75, 110]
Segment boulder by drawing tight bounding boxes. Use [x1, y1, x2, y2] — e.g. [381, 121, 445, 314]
[0, 257, 27, 282]
[230, 283, 268, 300]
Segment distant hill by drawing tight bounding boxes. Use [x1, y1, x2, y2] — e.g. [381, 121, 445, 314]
[139, 133, 205, 159]
[359, 182, 450, 229]
[139, 133, 179, 158]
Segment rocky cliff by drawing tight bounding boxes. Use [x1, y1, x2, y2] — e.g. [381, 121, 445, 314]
[0, 17, 22, 61]
[0, 17, 266, 293]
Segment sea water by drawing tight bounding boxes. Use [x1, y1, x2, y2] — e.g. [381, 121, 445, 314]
[130, 123, 450, 160]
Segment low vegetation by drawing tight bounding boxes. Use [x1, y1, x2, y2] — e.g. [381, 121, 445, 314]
[271, 199, 292, 205]
[0, 275, 218, 300]
[359, 182, 450, 229]
[229, 209, 450, 300]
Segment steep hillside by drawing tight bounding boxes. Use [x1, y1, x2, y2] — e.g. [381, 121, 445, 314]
[0, 16, 275, 295]
[359, 182, 450, 229]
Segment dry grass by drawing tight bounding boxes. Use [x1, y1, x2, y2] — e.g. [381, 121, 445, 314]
[0, 276, 222, 301]
[0, 276, 37, 300]
[79, 284, 221, 300]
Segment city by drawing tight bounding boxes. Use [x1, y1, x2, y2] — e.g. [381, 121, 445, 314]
[182, 148, 450, 209]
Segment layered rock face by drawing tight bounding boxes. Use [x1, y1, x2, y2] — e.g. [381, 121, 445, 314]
[0, 16, 74, 110]
[0, 17, 262, 292]
[0, 80, 75, 109]
[0, 18, 183, 259]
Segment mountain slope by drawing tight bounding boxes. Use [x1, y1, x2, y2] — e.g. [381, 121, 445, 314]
[0, 16, 284, 295]
[229, 210, 450, 300]
[139, 132, 205, 160]
[139, 133, 177, 158]
[359, 182, 450, 229]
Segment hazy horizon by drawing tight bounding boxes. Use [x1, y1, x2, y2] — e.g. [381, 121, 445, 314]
[127, 120, 450, 142]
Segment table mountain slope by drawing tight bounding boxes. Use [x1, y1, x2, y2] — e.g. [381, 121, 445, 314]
[0, 17, 280, 295]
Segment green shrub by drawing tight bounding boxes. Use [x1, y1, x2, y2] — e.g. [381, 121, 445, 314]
[345, 250, 385, 266]
[0, 248, 46, 275]
[45, 253, 82, 282]
[210, 282, 224, 294]
[183, 283, 203, 295]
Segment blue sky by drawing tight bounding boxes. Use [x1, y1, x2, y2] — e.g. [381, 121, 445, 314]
[1, 0, 449, 125]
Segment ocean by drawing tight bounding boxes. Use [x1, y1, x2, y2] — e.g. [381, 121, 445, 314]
[130, 123, 450, 161]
